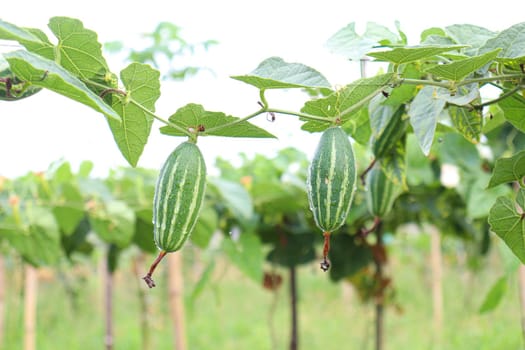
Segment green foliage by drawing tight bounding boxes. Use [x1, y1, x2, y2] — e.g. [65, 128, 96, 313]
[3, 15, 525, 314]
[231, 57, 331, 90]
[160, 103, 275, 138]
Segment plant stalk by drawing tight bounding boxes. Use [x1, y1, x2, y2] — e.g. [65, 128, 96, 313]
[0, 256, 4, 349]
[23, 265, 38, 350]
[373, 223, 385, 350]
[518, 264, 525, 347]
[133, 254, 152, 350]
[168, 252, 187, 350]
[103, 250, 114, 350]
[289, 266, 298, 350]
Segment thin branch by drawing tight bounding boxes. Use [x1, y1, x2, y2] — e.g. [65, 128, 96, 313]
[129, 99, 194, 138]
[471, 85, 523, 110]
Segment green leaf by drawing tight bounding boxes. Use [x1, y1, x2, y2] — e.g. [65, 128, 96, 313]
[367, 45, 466, 64]
[479, 275, 508, 314]
[301, 73, 394, 131]
[48, 17, 110, 81]
[364, 22, 399, 45]
[231, 57, 331, 89]
[191, 205, 218, 248]
[329, 233, 373, 281]
[480, 22, 525, 66]
[381, 138, 408, 190]
[326, 23, 378, 61]
[383, 64, 420, 106]
[222, 233, 263, 283]
[160, 103, 275, 138]
[437, 133, 481, 172]
[3, 50, 120, 121]
[425, 49, 500, 81]
[266, 233, 316, 267]
[488, 150, 525, 188]
[488, 189, 525, 263]
[444, 24, 496, 56]
[209, 178, 254, 224]
[0, 206, 62, 266]
[436, 83, 479, 106]
[463, 173, 511, 219]
[0, 19, 54, 59]
[499, 92, 525, 133]
[341, 107, 371, 145]
[448, 106, 482, 143]
[108, 63, 160, 166]
[408, 86, 446, 155]
[89, 200, 135, 248]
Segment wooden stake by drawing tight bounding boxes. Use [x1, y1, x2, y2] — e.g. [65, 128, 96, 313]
[24, 265, 38, 350]
[430, 226, 443, 339]
[518, 264, 525, 345]
[0, 256, 5, 349]
[168, 252, 187, 350]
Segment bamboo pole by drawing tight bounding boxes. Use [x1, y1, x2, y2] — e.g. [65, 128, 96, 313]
[518, 265, 525, 346]
[0, 256, 5, 349]
[168, 252, 187, 350]
[23, 265, 38, 350]
[133, 254, 152, 350]
[430, 226, 443, 339]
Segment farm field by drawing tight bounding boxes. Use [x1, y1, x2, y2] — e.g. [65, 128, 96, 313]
[2, 234, 521, 350]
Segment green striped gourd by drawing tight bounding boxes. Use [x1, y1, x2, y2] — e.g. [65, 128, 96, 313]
[372, 105, 407, 159]
[153, 141, 207, 252]
[366, 163, 398, 218]
[307, 126, 357, 233]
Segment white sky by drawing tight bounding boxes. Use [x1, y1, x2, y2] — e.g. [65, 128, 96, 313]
[1, 0, 524, 177]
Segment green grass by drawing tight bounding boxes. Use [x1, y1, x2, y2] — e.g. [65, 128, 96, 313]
[2, 234, 524, 350]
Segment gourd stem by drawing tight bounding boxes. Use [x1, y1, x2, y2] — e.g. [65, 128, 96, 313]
[320, 232, 331, 272]
[142, 251, 168, 288]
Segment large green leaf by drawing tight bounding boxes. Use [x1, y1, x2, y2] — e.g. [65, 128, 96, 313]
[408, 86, 446, 155]
[480, 22, 525, 66]
[301, 73, 394, 131]
[108, 63, 160, 166]
[48, 17, 110, 81]
[89, 200, 135, 248]
[222, 233, 263, 283]
[209, 178, 254, 224]
[341, 107, 371, 145]
[231, 57, 331, 89]
[437, 133, 481, 172]
[381, 138, 408, 190]
[266, 233, 316, 267]
[488, 189, 525, 263]
[488, 150, 525, 188]
[329, 233, 373, 281]
[479, 275, 508, 314]
[444, 24, 496, 56]
[463, 173, 511, 219]
[436, 83, 479, 106]
[326, 23, 378, 61]
[0, 19, 54, 59]
[367, 45, 466, 64]
[160, 103, 275, 138]
[0, 206, 62, 266]
[498, 92, 525, 133]
[3, 50, 120, 121]
[191, 205, 218, 249]
[448, 106, 482, 143]
[425, 49, 500, 81]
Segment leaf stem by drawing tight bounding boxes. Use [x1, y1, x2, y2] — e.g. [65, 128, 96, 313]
[397, 78, 452, 89]
[471, 85, 523, 110]
[204, 106, 334, 135]
[457, 73, 525, 87]
[266, 108, 335, 123]
[129, 99, 193, 138]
